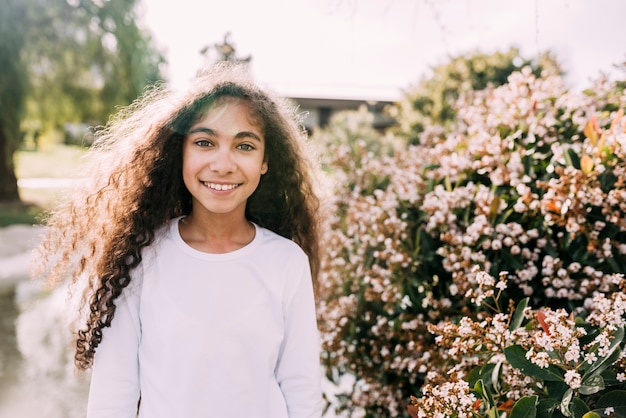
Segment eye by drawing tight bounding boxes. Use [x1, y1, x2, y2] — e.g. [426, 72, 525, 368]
[237, 143, 255, 151]
[195, 139, 213, 148]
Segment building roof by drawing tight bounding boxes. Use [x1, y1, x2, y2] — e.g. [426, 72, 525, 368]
[267, 81, 403, 104]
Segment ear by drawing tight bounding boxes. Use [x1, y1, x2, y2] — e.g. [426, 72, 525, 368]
[261, 161, 268, 174]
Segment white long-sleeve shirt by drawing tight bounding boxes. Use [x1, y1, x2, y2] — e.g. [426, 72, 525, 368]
[87, 217, 323, 418]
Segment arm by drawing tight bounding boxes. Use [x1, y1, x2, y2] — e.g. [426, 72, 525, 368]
[86, 278, 142, 418]
[275, 256, 324, 418]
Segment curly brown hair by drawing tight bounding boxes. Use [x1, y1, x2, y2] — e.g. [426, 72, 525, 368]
[31, 63, 322, 370]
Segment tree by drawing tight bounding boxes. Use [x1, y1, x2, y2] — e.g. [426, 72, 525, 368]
[0, 0, 28, 201]
[389, 47, 562, 144]
[199, 32, 252, 68]
[0, 0, 165, 202]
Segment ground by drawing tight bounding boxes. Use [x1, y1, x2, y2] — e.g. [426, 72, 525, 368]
[0, 224, 42, 290]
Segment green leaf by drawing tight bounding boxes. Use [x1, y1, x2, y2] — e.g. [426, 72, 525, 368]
[510, 297, 529, 331]
[510, 395, 538, 418]
[545, 379, 570, 400]
[489, 194, 501, 222]
[560, 388, 573, 417]
[565, 148, 581, 169]
[488, 406, 500, 418]
[595, 390, 626, 418]
[466, 365, 483, 387]
[599, 171, 617, 193]
[578, 374, 605, 395]
[596, 390, 626, 408]
[505, 345, 564, 381]
[474, 379, 495, 409]
[468, 362, 505, 401]
[583, 327, 624, 379]
[491, 361, 503, 392]
[563, 148, 574, 167]
[551, 396, 591, 418]
[537, 399, 560, 418]
[569, 397, 590, 418]
[474, 379, 486, 397]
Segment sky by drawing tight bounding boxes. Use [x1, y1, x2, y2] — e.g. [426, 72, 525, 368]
[139, 0, 626, 101]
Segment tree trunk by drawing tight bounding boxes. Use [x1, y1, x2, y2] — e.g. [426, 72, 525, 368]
[0, 0, 26, 203]
[0, 127, 20, 202]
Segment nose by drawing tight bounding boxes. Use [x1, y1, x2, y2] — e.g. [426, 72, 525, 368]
[209, 147, 237, 174]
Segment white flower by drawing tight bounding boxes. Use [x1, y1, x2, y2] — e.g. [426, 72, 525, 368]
[564, 370, 582, 389]
[526, 349, 551, 368]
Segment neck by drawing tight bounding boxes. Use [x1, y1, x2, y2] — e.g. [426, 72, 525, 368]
[178, 212, 255, 254]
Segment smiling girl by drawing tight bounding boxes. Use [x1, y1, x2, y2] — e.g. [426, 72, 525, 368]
[32, 63, 324, 418]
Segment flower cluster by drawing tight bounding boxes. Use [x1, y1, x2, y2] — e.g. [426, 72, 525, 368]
[316, 66, 626, 416]
[409, 272, 626, 418]
[407, 380, 477, 418]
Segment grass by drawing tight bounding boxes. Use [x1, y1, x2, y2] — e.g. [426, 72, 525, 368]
[0, 201, 46, 227]
[15, 143, 88, 179]
[0, 144, 88, 227]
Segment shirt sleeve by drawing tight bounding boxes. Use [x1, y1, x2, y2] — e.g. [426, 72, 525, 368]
[86, 272, 142, 418]
[275, 254, 324, 418]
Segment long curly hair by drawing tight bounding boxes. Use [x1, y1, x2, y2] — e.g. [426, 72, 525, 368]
[31, 63, 322, 370]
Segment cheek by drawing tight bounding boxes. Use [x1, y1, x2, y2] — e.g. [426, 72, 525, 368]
[181, 149, 199, 184]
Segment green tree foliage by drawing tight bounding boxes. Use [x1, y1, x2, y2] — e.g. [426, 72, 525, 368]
[389, 47, 562, 144]
[0, 0, 28, 201]
[310, 105, 398, 167]
[0, 0, 164, 202]
[24, 0, 164, 126]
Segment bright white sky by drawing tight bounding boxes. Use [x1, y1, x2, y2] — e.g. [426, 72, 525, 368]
[139, 0, 626, 101]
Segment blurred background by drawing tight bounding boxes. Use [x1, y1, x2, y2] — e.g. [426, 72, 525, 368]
[1, 0, 625, 417]
[143, 0, 626, 95]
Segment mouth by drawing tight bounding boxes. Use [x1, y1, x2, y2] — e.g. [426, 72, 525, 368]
[201, 181, 241, 191]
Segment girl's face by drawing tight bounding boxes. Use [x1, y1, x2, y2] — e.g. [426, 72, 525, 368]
[182, 98, 268, 220]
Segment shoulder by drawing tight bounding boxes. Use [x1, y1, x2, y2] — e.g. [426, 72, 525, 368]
[252, 225, 311, 279]
[254, 226, 313, 301]
[255, 225, 307, 259]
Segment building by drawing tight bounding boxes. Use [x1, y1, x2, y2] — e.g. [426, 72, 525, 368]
[287, 95, 397, 134]
[269, 79, 402, 134]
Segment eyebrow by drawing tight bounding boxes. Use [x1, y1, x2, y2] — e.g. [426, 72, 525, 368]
[186, 127, 262, 142]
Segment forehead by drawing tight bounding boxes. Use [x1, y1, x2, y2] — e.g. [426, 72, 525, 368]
[193, 96, 262, 128]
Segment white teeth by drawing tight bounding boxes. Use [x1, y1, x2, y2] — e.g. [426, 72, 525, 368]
[203, 182, 239, 191]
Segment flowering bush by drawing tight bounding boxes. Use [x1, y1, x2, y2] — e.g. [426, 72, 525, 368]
[408, 270, 626, 418]
[317, 67, 626, 417]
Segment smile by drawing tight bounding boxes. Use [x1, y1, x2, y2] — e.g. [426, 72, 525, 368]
[202, 182, 241, 191]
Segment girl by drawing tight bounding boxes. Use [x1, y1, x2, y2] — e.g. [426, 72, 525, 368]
[32, 63, 324, 417]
